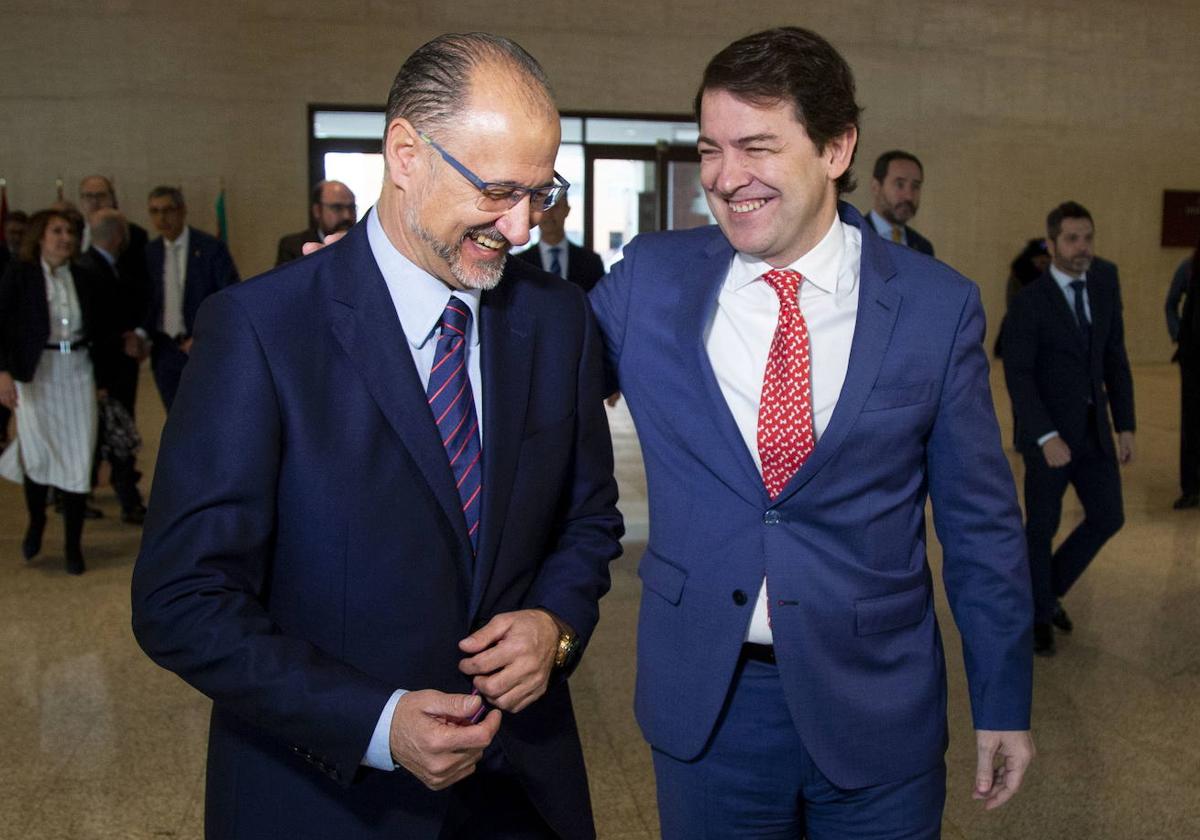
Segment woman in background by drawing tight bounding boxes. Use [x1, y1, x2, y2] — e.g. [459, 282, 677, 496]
[0, 209, 112, 574]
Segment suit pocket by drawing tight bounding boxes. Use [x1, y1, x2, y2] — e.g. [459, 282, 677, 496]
[855, 584, 930, 636]
[638, 549, 687, 605]
[861, 381, 934, 412]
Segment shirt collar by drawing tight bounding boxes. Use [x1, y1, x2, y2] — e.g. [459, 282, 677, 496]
[867, 210, 903, 240]
[94, 245, 118, 268]
[164, 226, 190, 252]
[1049, 263, 1085, 289]
[538, 238, 565, 256]
[726, 214, 847, 295]
[367, 207, 481, 350]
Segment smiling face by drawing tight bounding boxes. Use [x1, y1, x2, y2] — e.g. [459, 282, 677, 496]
[697, 89, 855, 267]
[39, 215, 77, 268]
[383, 64, 560, 291]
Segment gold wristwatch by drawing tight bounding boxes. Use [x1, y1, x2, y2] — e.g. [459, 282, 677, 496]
[554, 626, 580, 670]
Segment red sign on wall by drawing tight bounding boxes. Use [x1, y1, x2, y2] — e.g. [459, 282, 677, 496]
[1162, 190, 1200, 248]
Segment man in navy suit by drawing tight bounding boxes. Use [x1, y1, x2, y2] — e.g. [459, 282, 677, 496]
[515, 197, 605, 292]
[865, 150, 935, 256]
[275, 180, 358, 266]
[140, 185, 239, 411]
[1002, 202, 1135, 657]
[589, 27, 1033, 838]
[132, 33, 622, 840]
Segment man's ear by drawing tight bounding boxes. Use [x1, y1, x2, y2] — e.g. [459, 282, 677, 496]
[384, 117, 422, 190]
[825, 125, 857, 184]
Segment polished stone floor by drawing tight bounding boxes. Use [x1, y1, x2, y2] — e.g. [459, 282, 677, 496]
[1, 363, 1197, 839]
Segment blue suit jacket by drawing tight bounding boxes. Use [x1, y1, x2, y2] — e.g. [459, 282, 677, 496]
[143, 225, 239, 338]
[132, 221, 622, 839]
[589, 203, 1031, 789]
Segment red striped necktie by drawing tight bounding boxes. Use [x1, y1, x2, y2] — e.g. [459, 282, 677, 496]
[427, 296, 483, 555]
[757, 269, 815, 499]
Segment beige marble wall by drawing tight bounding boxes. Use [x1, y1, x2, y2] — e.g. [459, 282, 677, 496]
[3, 0, 1199, 362]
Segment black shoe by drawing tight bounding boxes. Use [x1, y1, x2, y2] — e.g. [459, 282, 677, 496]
[121, 505, 147, 525]
[65, 549, 85, 576]
[1051, 601, 1073, 634]
[22, 520, 45, 561]
[1172, 493, 1199, 510]
[1033, 623, 1056, 657]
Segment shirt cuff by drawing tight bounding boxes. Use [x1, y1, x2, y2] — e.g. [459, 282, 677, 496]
[1036, 431, 1060, 447]
[361, 689, 406, 771]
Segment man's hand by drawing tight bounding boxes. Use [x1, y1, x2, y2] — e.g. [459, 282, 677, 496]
[605, 391, 621, 408]
[1041, 436, 1071, 468]
[388, 690, 501, 791]
[122, 331, 148, 360]
[301, 230, 349, 256]
[972, 729, 1034, 810]
[0, 371, 17, 410]
[1117, 431, 1135, 465]
[179, 337, 194, 355]
[458, 609, 560, 713]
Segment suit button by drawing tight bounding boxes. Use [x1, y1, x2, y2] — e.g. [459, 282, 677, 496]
[732, 589, 748, 606]
[763, 510, 781, 525]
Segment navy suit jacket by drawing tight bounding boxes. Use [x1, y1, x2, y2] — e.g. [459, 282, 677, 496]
[1002, 259, 1136, 458]
[589, 202, 1031, 790]
[143, 226, 239, 339]
[516, 241, 606, 292]
[131, 220, 622, 839]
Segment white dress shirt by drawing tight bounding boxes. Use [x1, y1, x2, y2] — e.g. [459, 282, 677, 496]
[704, 216, 863, 644]
[537, 238, 569, 279]
[362, 207, 484, 770]
[160, 227, 189, 338]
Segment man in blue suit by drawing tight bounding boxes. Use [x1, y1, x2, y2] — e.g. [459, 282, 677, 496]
[132, 33, 622, 840]
[141, 185, 240, 411]
[590, 27, 1034, 838]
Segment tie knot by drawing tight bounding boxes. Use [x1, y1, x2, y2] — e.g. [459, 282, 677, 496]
[762, 268, 802, 304]
[1070, 280, 1085, 293]
[439, 297, 471, 339]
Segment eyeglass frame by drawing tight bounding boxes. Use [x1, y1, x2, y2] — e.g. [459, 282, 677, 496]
[418, 132, 569, 212]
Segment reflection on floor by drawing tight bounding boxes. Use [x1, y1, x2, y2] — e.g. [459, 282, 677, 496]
[1, 364, 1197, 838]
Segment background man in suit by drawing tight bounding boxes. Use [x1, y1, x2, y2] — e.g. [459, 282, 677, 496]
[132, 32, 622, 840]
[275, 180, 357, 265]
[1003, 202, 1135, 656]
[589, 27, 1033, 838]
[865, 150, 934, 256]
[516, 196, 605, 292]
[140, 185, 239, 411]
[78, 175, 151, 296]
[77, 208, 146, 523]
[1165, 244, 1199, 509]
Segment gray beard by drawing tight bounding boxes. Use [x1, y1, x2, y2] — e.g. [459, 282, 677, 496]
[406, 206, 506, 291]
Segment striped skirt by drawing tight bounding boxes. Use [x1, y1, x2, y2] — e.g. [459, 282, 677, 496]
[0, 349, 98, 493]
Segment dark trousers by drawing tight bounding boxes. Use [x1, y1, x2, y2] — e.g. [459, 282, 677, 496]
[1022, 421, 1124, 624]
[24, 477, 86, 557]
[1180, 356, 1200, 496]
[151, 340, 188, 412]
[652, 656, 946, 840]
[0, 404, 10, 441]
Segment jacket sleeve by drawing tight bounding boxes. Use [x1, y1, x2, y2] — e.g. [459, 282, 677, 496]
[131, 292, 391, 786]
[928, 284, 1033, 731]
[1102, 271, 1136, 433]
[1002, 290, 1056, 446]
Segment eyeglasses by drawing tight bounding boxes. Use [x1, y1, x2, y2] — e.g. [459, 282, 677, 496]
[419, 132, 569, 212]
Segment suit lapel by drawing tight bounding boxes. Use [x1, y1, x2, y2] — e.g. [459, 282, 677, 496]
[773, 207, 900, 503]
[674, 235, 771, 507]
[326, 225, 475, 578]
[1039, 273, 1088, 356]
[471, 275, 534, 618]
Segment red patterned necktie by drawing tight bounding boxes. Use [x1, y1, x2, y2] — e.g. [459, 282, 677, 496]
[757, 269, 815, 499]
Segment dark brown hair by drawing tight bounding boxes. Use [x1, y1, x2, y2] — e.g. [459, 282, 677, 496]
[19, 209, 73, 263]
[695, 27, 862, 194]
[1046, 201, 1093, 242]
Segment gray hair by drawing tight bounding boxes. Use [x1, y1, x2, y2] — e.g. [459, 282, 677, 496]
[90, 208, 127, 247]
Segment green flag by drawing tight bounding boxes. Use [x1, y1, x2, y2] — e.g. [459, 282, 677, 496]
[215, 185, 228, 243]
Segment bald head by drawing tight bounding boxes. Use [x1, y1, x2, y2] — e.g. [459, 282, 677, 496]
[90, 208, 128, 254]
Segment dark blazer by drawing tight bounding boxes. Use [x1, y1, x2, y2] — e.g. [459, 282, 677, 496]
[78, 247, 143, 409]
[143, 226, 239, 339]
[589, 202, 1031, 790]
[516, 241, 606, 292]
[116, 221, 151, 327]
[131, 219, 623, 839]
[276, 227, 322, 266]
[0, 259, 116, 388]
[1002, 260, 1136, 459]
